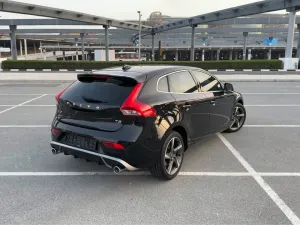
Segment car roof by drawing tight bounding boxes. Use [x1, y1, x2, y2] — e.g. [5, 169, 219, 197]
[92, 65, 200, 82]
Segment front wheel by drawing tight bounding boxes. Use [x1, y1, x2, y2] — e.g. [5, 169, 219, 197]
[224, 103, 246, 133]
[150, 131, 185, 180]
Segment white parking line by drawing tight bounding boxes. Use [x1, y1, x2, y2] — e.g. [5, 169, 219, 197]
[0, 125, 51, 128]
[258, 173, 300, 177]
[0, 172, 299, 177]
[244, 125, 300, 128]
[0, 105, 55, 107]
[245, 105, 300, 107]
[243, 93, 300, 95]
[0, 94, 47, 115]
[0, 94, 47, 96]
[217, 133, 300, 225]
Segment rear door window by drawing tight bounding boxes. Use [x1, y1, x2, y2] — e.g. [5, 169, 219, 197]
[61, 76, 137, 106]
[168, 71, 198, 93]
[192, 71, 222, 92]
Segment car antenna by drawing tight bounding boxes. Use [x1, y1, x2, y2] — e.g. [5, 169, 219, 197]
[122, 64, 131, 71]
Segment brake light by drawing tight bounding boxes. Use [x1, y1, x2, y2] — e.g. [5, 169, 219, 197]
[103, 141, 125, 150]
[91, 75, 109, 79]
[120, 83, 156, 117]
[55, 88, 67, 102]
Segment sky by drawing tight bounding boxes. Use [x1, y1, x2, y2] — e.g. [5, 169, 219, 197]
[0, 0, 283, 20]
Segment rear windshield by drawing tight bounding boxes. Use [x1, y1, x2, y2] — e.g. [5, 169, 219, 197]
[61, 76, 137, 105]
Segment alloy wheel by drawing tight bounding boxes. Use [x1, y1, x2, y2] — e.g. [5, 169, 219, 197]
[164, 137, 184, 175]
[230, 105, 246, 131]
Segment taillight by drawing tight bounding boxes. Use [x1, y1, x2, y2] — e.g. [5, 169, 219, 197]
[120, 83, 156, 117]
[55, 88, 67, 102]
[103, 141, 125, 150]
[51, 128, 61, 136]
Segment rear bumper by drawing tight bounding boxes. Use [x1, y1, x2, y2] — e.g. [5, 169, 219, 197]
[51, 117, 162, 168]
[51, 141, 138, 171]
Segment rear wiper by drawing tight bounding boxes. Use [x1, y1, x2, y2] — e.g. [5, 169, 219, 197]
[82, 96, 108, 104]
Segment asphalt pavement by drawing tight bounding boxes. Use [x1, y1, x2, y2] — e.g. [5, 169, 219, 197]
[0, 81, 299, 224]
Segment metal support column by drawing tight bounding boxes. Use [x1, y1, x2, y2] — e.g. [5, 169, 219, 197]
[190, 25, 196, 61]
[151, 33, 155, 61]
[80, 33, 85, 60]
[216, 49, 220, 61]
[19, 40, 23, 56]
[175, 50, 178, 61]
[74, 38, 79, 61]
[40, 41, 43, 54]
[62, 51, 66, 61]
[243, 32, 248, 60]
[104, 25, 109, 62]
[229, 50, 233, 60]
[24, 39, 28, 59]
[268, 49, 272, 60]
[9, 25, 17, 60]
[297, 24, 300, 58]
[138, 11, 142, 61]
[286, 9, 297, 59]
[248, 49, 252, 60]
[202, 49, 205, 61]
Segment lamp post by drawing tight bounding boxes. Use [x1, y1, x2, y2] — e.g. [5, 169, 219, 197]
[137, 11, 142, 61]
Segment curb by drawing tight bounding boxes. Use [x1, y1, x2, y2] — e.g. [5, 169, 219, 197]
[2, 69, 300, 72]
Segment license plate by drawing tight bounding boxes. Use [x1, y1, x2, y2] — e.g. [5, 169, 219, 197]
[64, 132, 97, 151]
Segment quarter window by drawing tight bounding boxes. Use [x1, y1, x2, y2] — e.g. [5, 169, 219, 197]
[192, 71, 222, 92]
[157, 76, 169, 92]
[168, 71, 198, 93]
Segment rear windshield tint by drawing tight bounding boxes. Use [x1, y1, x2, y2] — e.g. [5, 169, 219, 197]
[61, 76, 137, 105]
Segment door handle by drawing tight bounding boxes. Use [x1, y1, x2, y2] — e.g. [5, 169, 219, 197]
[210, 101, 216, 106]
[182, 104, 192, 108]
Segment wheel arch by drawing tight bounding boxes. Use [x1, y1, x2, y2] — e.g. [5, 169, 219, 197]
[172, 125, 188, 150]
[237, 97, 244, 105]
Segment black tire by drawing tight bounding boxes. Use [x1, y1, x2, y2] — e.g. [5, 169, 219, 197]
[150, 131, 185, 180]
[224, 103, 246, 133]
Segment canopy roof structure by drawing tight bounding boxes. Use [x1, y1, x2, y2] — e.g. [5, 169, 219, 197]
[0, 0, 152, 31]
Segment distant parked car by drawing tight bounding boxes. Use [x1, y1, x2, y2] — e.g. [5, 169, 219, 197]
[50, 65, 246, 180]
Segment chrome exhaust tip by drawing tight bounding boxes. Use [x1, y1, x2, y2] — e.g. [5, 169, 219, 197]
[113, 166, 125, 174]
[52, 148, 61, 155]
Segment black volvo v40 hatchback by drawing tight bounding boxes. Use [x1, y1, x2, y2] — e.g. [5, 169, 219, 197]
[51, 66, 246, 180]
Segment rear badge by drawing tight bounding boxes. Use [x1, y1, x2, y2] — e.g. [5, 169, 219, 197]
[68, 102, 103, 110]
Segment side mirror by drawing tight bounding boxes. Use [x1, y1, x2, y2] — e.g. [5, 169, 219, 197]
[224, 83, 234, 92]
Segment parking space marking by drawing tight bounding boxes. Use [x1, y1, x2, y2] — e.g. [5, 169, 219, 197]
[0, 105, 55, 107]
[0, 125, 51, 128]
[258, 173, 300, 177]
[217, 133, 300, 225]
[0, 94, 47, 115]
[0, 172, 299, 177]
[243, 93, 300, 95]
[245, 105, 300, 107]
[244, 125, 300, 128]
[0, 94, 47, 96]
